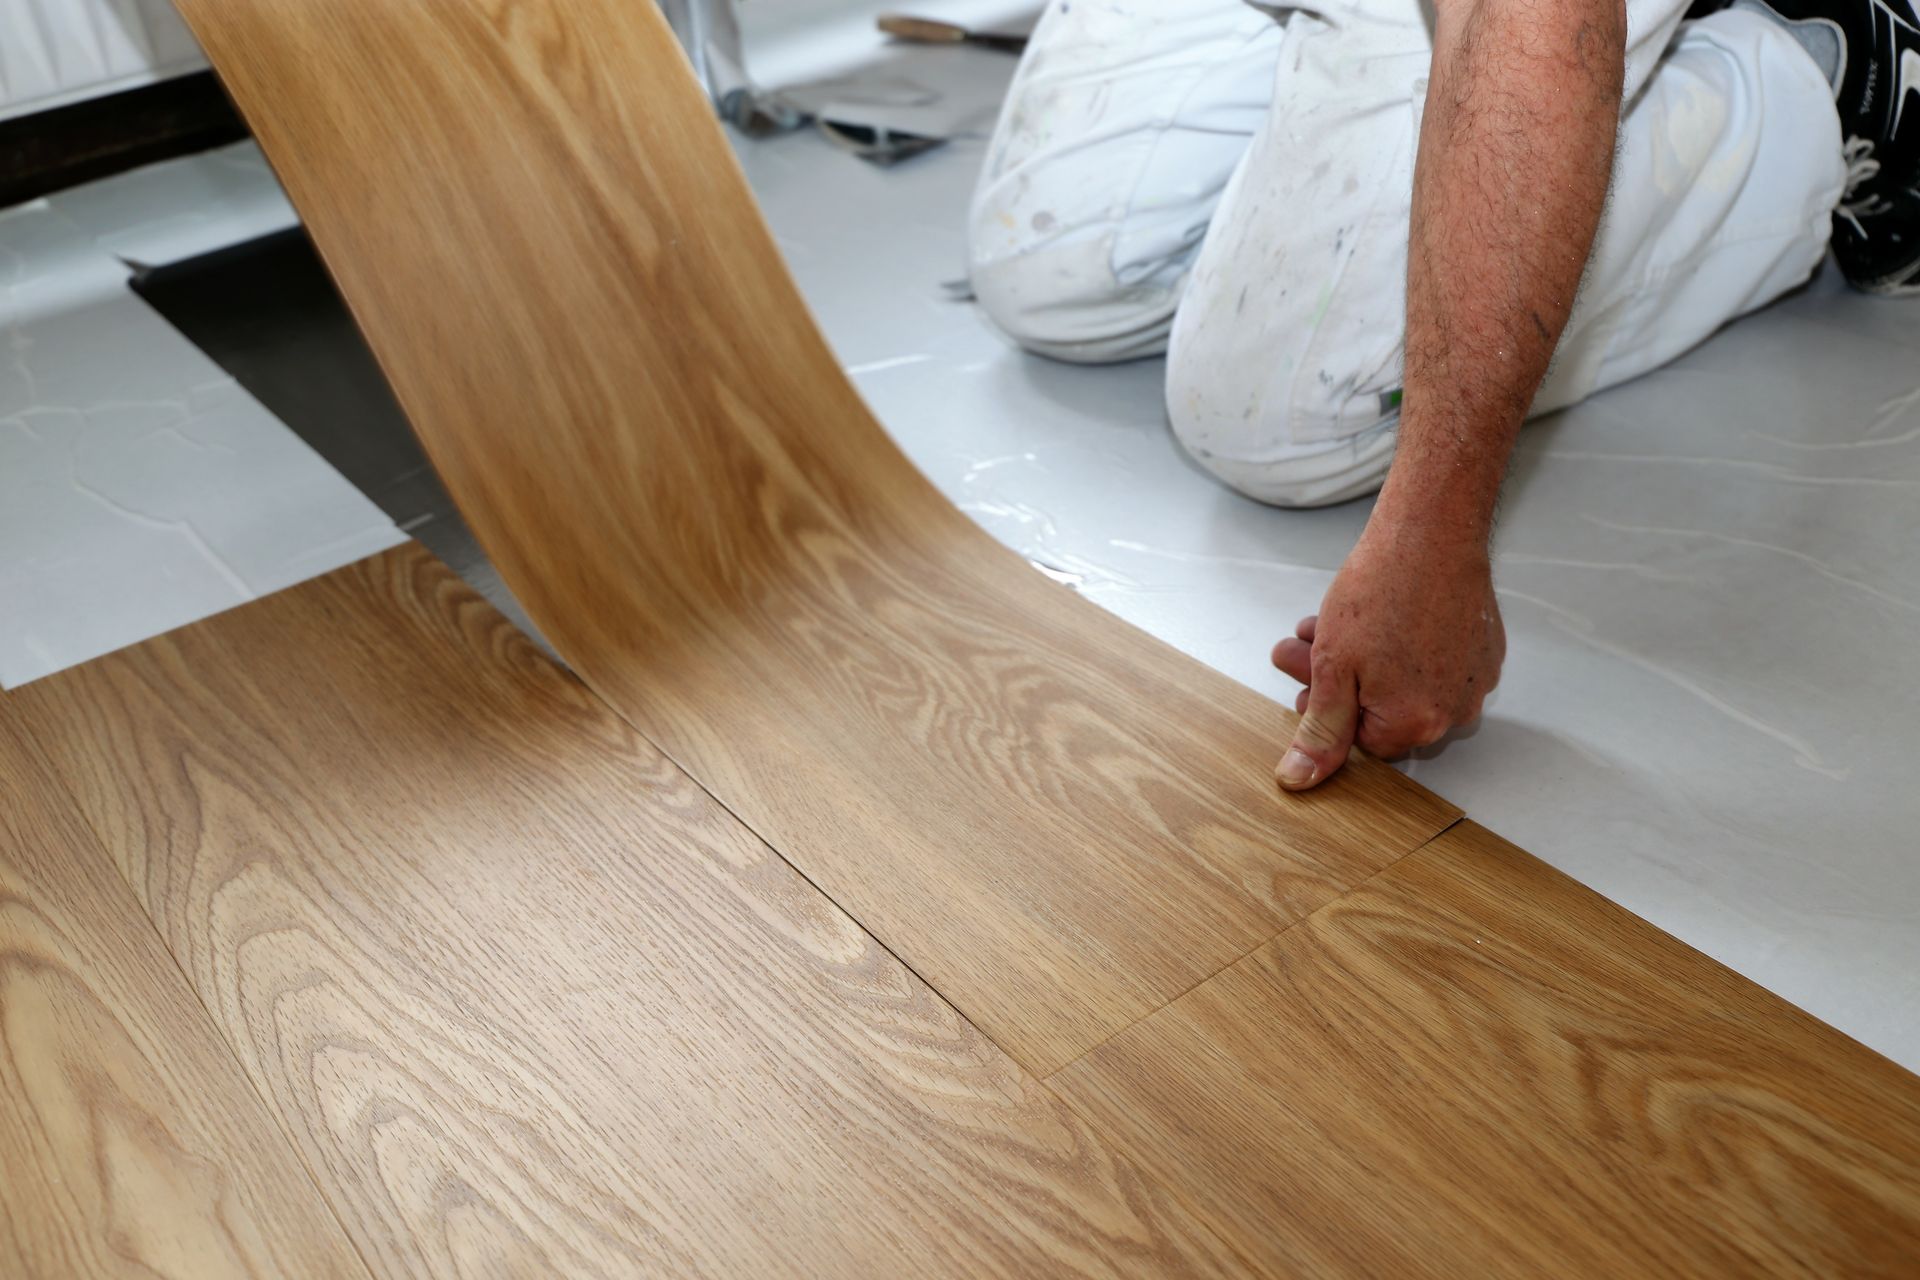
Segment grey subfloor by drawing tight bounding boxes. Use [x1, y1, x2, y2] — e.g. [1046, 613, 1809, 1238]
[1, 37, 1916, 1071]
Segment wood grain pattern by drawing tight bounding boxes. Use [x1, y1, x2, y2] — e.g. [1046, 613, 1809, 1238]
[1050, 820, 1920, 1277]
[8, 544, 1248, 1278]
[169, 0, 1458, 1075]
[0, 718, 368, 1279]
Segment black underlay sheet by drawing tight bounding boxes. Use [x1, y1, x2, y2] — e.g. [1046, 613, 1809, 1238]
[132, 228, 547, 648]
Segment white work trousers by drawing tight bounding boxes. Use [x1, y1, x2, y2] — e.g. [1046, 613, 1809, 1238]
[967, 0, 1847, 505]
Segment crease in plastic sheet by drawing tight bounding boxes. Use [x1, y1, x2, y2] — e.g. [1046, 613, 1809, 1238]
[0, 145, 403, 688]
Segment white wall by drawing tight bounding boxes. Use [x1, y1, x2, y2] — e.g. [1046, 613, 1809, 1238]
[0, 0, 1035, 123]
[738, 0, 1037, 87]
[0, 0, 205, 120]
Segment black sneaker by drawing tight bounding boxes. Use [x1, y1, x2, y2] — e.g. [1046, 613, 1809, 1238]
[1721, 0, 1920, 294]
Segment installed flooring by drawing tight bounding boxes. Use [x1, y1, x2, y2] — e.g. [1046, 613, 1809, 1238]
[7, 546, 1917, 1276]
[0, 712, 368, 1277]
[3, 546, 1241, 1277]
[1054, 821, 1920, 1277]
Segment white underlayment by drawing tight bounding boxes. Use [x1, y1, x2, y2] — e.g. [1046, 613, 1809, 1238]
[0, 22, 1914, 1074]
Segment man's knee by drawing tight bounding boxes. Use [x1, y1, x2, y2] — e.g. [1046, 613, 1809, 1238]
[1169, 413, 1399, 508]
[1165, 334, 1399, 508]
[967, 225, 1181, 365]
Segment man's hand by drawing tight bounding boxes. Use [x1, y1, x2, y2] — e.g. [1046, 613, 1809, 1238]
[1268, 0, 1621, 790]
[1271, 527, 1504, 789]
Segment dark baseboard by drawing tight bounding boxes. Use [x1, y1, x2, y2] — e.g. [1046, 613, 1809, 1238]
[1, 70, 249, 208]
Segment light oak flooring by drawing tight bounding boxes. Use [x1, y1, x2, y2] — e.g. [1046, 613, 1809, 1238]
[5, 546, 1916, 1276]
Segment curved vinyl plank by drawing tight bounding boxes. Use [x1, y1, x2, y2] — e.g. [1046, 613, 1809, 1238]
[172, 0, 1456, 1073]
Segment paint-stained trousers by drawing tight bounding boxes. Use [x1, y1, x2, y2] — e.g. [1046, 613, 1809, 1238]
[967, 0, 1847, 506]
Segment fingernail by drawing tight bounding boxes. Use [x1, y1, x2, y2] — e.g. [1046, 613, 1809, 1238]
[1277, 749, 1317, 788]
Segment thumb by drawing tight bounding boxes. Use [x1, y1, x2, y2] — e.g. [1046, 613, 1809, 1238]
[1277, 667, 1358, 791]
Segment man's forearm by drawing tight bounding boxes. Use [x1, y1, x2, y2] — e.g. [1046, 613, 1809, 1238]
[1375, 0, 1626, 547]
[1276, 0, 1628, 786]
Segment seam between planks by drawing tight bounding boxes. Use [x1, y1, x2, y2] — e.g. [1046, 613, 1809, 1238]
[556, 643, 1467, 1081]
[11, 709, 385, 1280]
[557, 674, 983, 1038]
[1027, 812, 1474, 1277]
[610, 694, 1301, 1276]
[1039, 812, 1471, 1084]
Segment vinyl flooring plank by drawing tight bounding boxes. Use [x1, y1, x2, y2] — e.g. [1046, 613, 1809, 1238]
[1049, 820, 1920, 1278]
[172, 0, 1459, 1076]
[7, 544, 1247, 1279]
[0, 716, 370, 1279]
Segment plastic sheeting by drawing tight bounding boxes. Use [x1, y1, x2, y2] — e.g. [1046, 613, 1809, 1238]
[0, 145, 401, 687]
